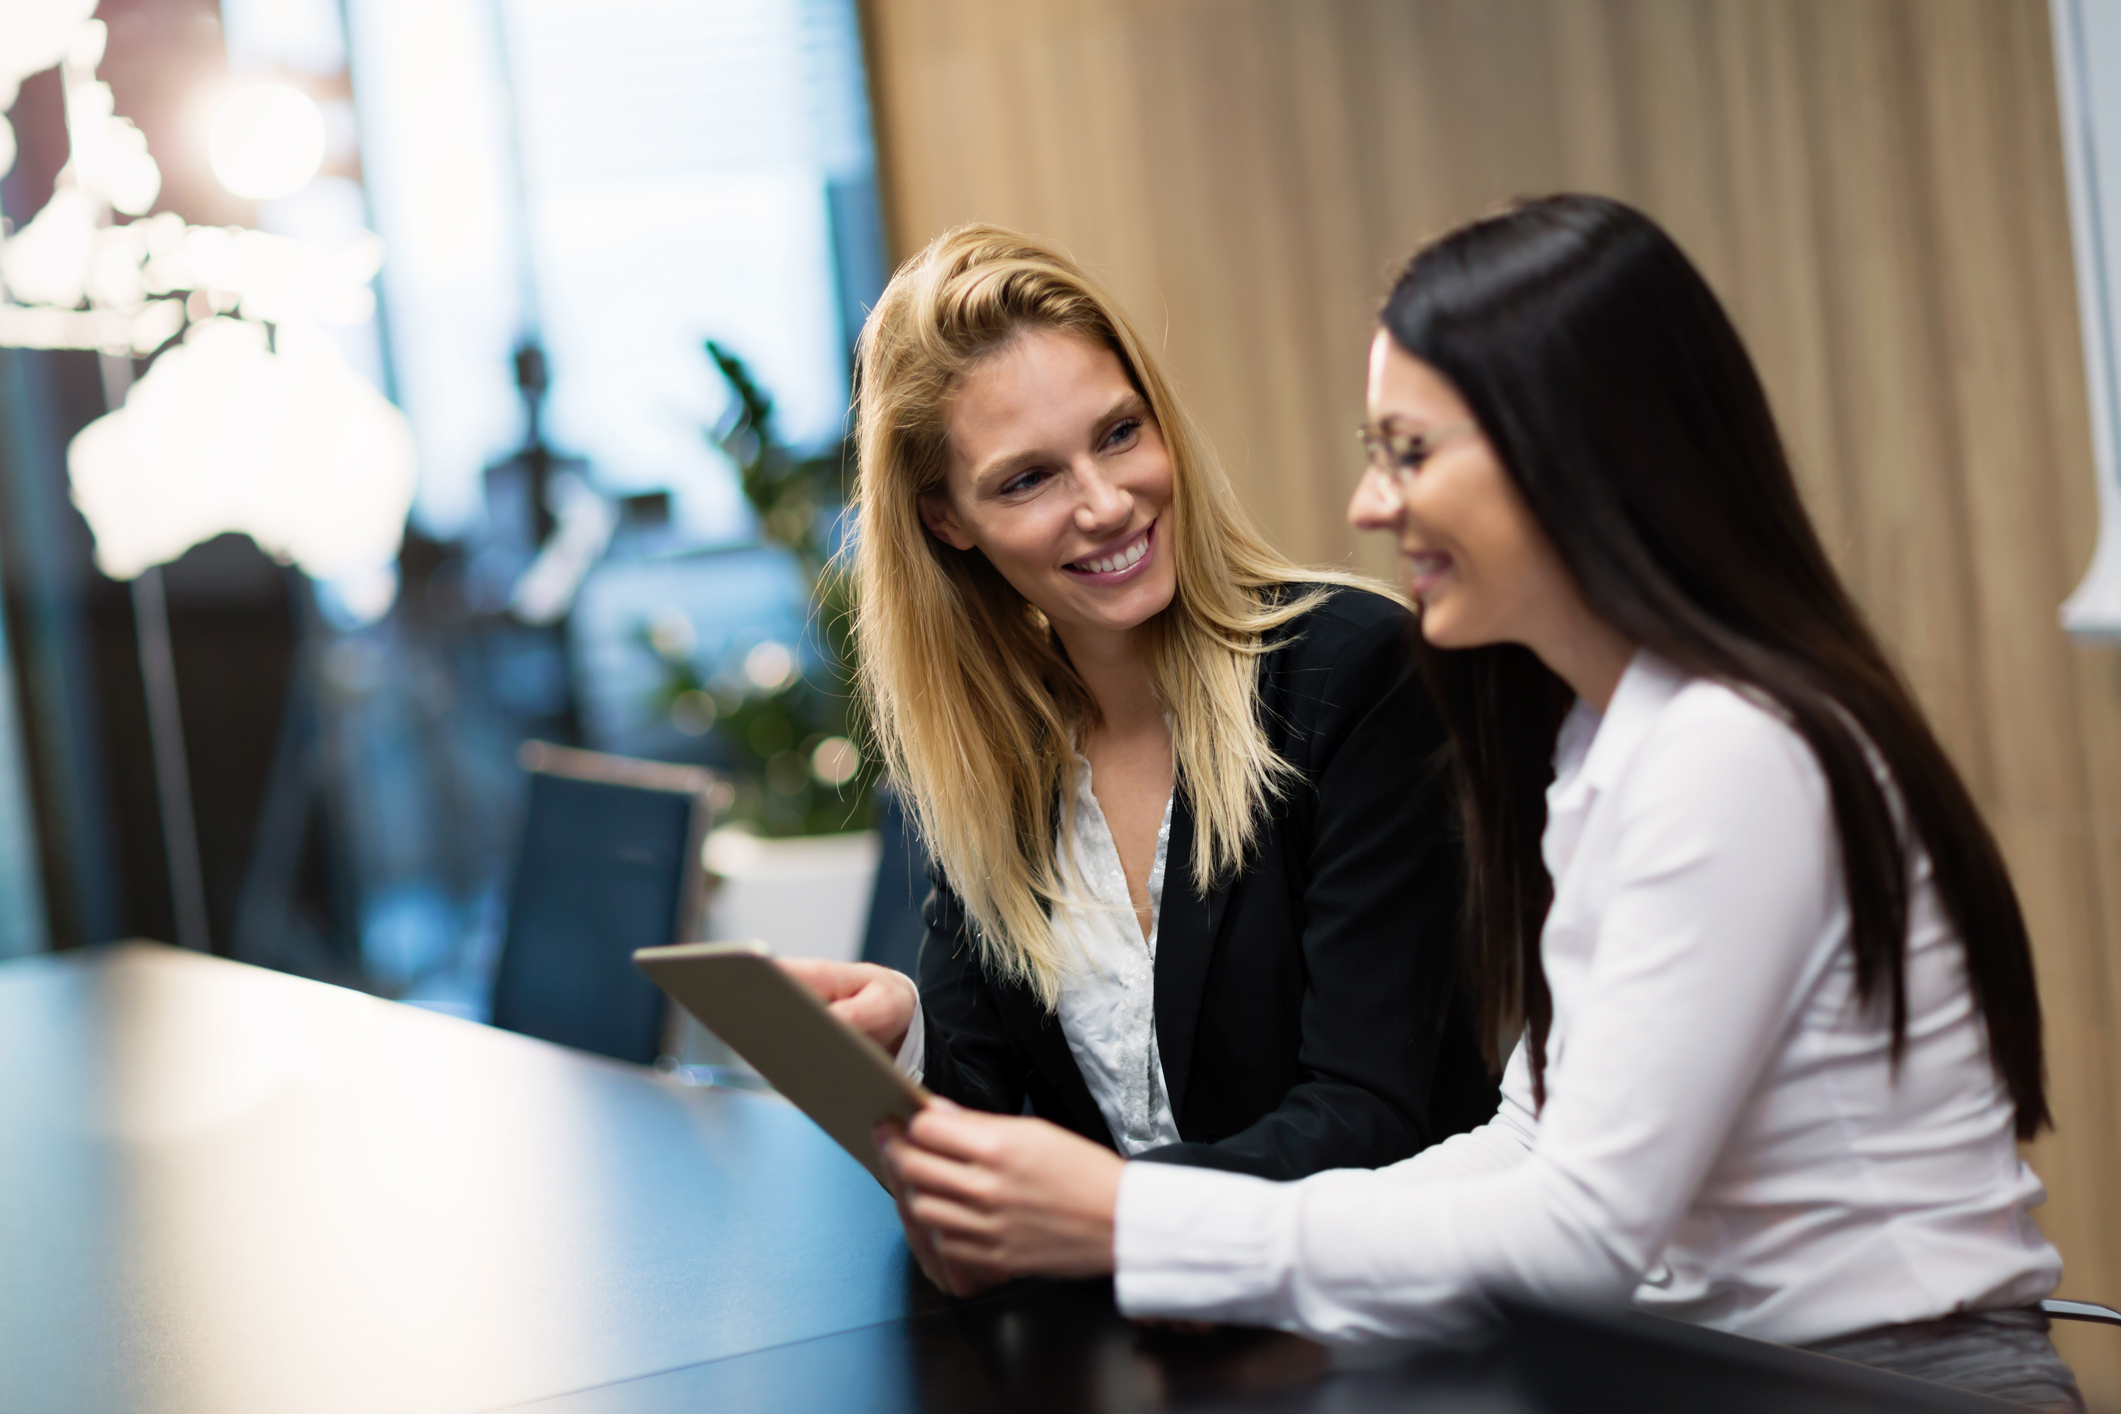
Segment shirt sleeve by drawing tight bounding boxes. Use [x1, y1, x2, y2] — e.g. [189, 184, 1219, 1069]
[894, 988, 926, 1084]
[1115, 703, 1841, 1340]
[1373, 1046, 1540, 1187]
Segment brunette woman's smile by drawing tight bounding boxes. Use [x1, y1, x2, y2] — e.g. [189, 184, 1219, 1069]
[1403, 548, 1452, 598]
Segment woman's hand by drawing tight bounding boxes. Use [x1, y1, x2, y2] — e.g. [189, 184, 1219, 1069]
[873, 1125, 995, 1298]
[777, 958, 917, 1055]
[879, 1098, 1123, 1286]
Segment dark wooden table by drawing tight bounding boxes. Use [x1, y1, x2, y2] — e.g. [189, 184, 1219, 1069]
[0, 945, 2022, 1413]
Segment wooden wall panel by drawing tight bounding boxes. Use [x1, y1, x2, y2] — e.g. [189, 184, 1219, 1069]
[862, 1, 2121, 1400]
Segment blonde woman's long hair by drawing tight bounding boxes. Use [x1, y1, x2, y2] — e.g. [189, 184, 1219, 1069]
[852, 224, 1378, 1005]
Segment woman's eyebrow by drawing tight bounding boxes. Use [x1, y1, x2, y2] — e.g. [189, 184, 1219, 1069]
[971, 395, 1147, 490]
[1100, 392, 1147, 424]
[972, 447, 1046, 491]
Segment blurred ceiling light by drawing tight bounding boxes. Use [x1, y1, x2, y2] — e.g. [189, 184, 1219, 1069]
[208, 82, 326, 201]
[98, 114, 160, 215]
[0, 0, 93, 182]
[0, 205, 382, 342]
[61, 10, 102, 70]
[0, 0, 95, 105]
[69, 317, 417, 619]
[0, 185, 94, 306]
[0, 10, 410, 616]
[0, 302, 142, 351]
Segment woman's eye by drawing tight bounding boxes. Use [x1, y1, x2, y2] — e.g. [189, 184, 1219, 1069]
[1000, 468, 1049, 495]
[1103, 417, 1142, 451]
[1392, 436, 1432, 471]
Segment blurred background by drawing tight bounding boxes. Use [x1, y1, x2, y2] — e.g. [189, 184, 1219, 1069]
[0, 0, 894, 1020]
[1, 0, 2120, 1402]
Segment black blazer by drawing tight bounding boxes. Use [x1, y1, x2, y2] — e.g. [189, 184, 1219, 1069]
[916, 585, 1498, 1180]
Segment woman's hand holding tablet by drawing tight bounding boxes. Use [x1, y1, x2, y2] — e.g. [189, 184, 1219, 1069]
[876, 1099, 1124, 1293]
[776, 958, 918, 1057]
[633, 942, 928, 1189]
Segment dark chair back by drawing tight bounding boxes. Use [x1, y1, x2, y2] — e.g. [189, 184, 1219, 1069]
[857, 784, 929, 977]
[491, 743, 713, 1064]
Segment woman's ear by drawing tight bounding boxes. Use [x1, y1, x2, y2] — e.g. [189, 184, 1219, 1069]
[919, 492, 977, 551]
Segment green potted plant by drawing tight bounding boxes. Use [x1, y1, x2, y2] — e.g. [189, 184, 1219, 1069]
[642, 342, 873, 838]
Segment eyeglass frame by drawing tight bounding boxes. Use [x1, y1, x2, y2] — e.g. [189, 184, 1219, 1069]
[1356, 420, 1479, 485]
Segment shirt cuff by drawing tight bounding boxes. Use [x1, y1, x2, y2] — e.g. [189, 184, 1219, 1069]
[892, 979, 925, 1084]
[1114, 1158, 1299, 1325]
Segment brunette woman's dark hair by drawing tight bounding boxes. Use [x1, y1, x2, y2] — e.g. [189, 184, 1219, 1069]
[1382, 194, 2049, 1139]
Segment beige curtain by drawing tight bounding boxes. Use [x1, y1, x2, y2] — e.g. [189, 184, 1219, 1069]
[863, 0, 2121, 1395]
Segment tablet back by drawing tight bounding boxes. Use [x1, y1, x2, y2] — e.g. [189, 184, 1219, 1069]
[634, 942, 927, 1186]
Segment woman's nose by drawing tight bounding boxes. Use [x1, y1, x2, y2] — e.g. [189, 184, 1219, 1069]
[1348, 465, 1404, 532]
[1074, 462, 1132, 531]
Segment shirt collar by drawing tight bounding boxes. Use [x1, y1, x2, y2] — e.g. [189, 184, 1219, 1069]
[1543, 650, 1690, 876]
[1574, 650, 1691, 796]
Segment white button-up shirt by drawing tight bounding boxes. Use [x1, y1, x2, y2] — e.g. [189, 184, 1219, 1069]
[1114, 652, 2061, 1346]
[896, 760, 1181, 1154]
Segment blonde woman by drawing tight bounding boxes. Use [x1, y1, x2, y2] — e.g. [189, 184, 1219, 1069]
[783, 226, 1492, 1288]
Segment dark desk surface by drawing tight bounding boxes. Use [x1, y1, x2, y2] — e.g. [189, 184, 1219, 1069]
[0, 945, 2021, 1414]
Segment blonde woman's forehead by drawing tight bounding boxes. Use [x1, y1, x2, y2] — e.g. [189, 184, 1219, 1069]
[942, 328, 1142, 484]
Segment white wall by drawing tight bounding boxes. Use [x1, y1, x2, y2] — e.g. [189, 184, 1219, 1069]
[2053, 0, 2121, 635]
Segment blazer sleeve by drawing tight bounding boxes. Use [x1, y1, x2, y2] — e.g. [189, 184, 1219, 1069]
[1137, 602, 1464, 1177]
[912, 869, 1031, 1116]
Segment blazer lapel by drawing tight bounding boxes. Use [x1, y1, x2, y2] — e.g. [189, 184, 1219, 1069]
[1154, 790, 1230, 1122]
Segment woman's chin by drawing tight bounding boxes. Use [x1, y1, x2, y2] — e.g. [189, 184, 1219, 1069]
[1085, 600, 1173, 638]
[1051, 569, 1176, 638]
[1415, 602, 1477, 650]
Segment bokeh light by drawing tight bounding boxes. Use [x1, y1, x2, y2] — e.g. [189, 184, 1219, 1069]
[669, 690, 716, 736]
[208, 83, 326, 201]
[809, 736, 859, 787]
[743, 641, 795, 692]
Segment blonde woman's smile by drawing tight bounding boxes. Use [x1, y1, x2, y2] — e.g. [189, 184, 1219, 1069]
[1065, 521, 1157, 583]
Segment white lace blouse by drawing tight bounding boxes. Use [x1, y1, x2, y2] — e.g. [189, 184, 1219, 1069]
[894, 758, 1181, 1155]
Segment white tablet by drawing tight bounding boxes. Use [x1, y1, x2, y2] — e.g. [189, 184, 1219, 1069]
[634, 941, 928, 1187]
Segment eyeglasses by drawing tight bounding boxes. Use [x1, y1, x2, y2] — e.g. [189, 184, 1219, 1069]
[1357, 420, 1476, 483]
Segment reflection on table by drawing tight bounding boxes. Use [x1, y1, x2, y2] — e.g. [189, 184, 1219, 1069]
[0, 944, 2015, 1414]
